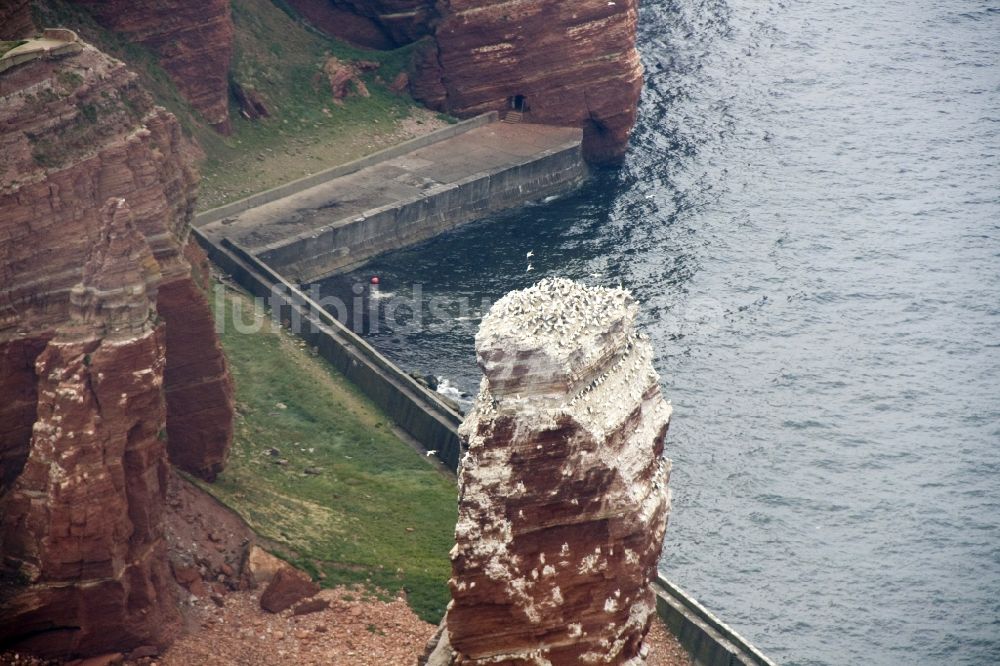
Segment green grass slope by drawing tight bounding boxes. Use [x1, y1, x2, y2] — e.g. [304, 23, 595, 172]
[205, 0, 428, 206]
[209, 285, 457, 623]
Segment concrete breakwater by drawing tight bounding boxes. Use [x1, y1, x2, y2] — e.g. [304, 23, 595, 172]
[654, 578, 777, 666]
[197, 114, 586, 283]
[196, 234, 466, 470]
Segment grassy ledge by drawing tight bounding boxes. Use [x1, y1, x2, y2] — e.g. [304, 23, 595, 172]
[0, 40, 28, 57]
[205, 283, 457, 623]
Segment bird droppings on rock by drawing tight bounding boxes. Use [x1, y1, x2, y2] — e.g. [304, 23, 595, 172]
[432, 278, 673, 664]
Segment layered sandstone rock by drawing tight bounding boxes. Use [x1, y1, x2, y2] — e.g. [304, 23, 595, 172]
[259, 567, 321, 613]
[69, 0, 234, 133]
[415, 0, 644, 164]
[0, 200, 180, 656]
[0, 41, 238, 655]
[0, 38, 233, 482]
[323, 57, 372, 102]
[437, 278, 671, 664]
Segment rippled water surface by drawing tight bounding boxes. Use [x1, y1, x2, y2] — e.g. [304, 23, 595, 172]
[319, 1, 1000, 663]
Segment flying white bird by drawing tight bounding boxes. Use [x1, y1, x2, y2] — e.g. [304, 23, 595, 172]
[425, 450, 437, 457]
[526, 250, 534, 258]
[527, 264, 534, 272]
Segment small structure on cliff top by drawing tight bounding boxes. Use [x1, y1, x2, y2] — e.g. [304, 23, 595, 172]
[424, 277, 672, 665]
[0, 29, 82, 74]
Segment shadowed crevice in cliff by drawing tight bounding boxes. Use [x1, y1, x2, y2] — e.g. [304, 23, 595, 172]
[283, 0, 435, 49]
[283, 0, 395, 49]
[158, 263, 235, 482]
[0, 337, 50, 496]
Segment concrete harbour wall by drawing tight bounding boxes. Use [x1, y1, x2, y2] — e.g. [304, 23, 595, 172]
[197, 114, 585, 283]
[257, 140, 585, 281]
[196, 233, 464, 470]
[195, 112, 500, 226]
[654, 577, 777, 666]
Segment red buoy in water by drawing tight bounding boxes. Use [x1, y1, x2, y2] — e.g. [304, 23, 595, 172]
[371, 276, 380, 285]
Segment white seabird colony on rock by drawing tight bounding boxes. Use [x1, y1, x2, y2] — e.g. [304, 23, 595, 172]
[431, 277, 672, 665]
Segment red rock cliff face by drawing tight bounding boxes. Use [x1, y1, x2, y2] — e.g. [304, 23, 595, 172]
[0, 39, 234, 483]
[0, 42, 235, 654]
[414, 0, 644, 164]
[69, 0, 235, 133]
[0, 200, 180, 656]
[428, 278, 672, 664]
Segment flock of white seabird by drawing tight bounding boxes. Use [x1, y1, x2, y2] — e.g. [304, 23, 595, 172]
[652, 457, 670, 493]
[470, 278, 661, 432]
[568, 336, 638, 410]
[565, 329, 656, 424]
[482, 277, 635, 351]
[458, 279, 674, 469]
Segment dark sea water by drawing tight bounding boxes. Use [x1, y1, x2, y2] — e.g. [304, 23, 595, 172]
[317, 1, 1000, 663]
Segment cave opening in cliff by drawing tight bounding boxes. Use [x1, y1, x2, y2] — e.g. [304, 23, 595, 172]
[508, 94, 528, 112]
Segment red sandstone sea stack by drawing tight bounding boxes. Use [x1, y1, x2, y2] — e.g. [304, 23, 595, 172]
[426, 278, 672, 664]
[0, 199, 180, 656]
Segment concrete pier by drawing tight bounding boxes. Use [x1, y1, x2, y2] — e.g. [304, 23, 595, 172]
[198, 118, 585, 282]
